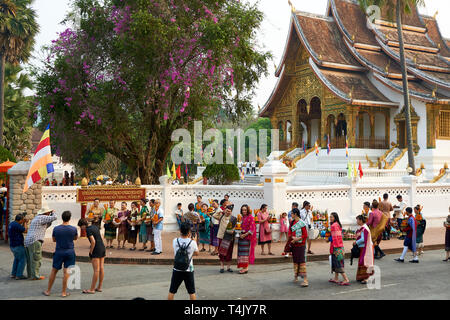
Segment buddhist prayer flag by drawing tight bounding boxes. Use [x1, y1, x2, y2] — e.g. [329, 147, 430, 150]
[171, 163, 176, 180]
[345, 136, 349, 158]
[347, 162, 352, 178]
[315, 141, 319, 156]
[353, 161, 358, 178]
[240, 168, 245, 182]
[327, 135, 331, 155]
[24, 124, 55, 193]
[185, 164, 189, 177]
[166, 164, 171, 178]
[176, 165, 181, 180]
[358, 161, 364, 179]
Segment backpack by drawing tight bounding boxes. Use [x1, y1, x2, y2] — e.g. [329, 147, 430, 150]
[174, 238, 193, 271]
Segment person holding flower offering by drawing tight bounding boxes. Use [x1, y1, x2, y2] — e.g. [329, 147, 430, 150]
[87, 198, 102, 229]
[286, 208, 308, 287]
[194, 195, 204, 214]
[414, 205, 426, 256]
[213, 205, 237, 273]
[237, 205, 256, 274]
[354, 215, 374, 284]
[117, 202, 130, 250]
[127, 202, 140, 251]
[258, 204, 273, 255]
[103, 201, 118, 249]
[210, 200, 222, 256]
[198, 203, 211, 252]
[138, 198, 150, 251]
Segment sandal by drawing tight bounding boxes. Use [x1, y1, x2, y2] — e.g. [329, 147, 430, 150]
[339, 282, 351, 286]
[42, 291, 50, 296]
[200, 248, 206, 252]
[82, 290, 95, 294]
[301, 282, 309, 287]
[268, 252, 275, 256]
[227, 268, 233, 273]
[239, 270, 248, 274]
[261, 252, 266, 255]
[62, 293, 71, 298]
[328, 279, 339, 284]
[95, 288, 103, 292]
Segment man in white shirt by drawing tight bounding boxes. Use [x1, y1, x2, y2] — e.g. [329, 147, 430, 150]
[152, 199, 164, 255]
[246, 162, 251, 174]
[300, 201, 315, 254]
[168, 222, 199, 300]
[251, 161, 256, 174]
[393, 195, 407, 239]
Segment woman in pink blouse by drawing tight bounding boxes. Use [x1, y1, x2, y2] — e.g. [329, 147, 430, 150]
[258, 204, 273, 255]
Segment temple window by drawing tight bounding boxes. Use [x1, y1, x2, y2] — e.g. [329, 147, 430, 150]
[438, 110, 450, 139]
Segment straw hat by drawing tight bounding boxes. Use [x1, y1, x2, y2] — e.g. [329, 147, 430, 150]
[37, 206, 53, 215]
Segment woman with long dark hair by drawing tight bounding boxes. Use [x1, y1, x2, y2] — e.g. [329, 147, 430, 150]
[354, 215, 374, 284]
[78, 218, 105, 294]
[285, 208, 308, 287]
[257, 204, 273, 255]
[237, 205, 256, 274]
[327, 212, 350, 286]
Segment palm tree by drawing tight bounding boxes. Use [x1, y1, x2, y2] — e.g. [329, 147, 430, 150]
[0, 0, 39, 146]
[3, 63, 35, 159]
[358, 0, 424, 174]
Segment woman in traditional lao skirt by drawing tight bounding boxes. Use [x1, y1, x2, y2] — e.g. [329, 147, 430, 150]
[213, 205, 237, 273]
[116, 202, 130, 250]
[444, 212, 450, 262]
[354, 215, 374, 284]
[209, 200, 222, 256]
[257, 204, 273, 255]
[127, 201, 140, 251]
[237, 205, 256, 274]
[198, 203, 211, 252]
[286, 208, 308, 287]
[138, 198, 150, 251]
[87, 198, 103, 230]
[103, 200, 118, 249]
[328, 212, 351, 286]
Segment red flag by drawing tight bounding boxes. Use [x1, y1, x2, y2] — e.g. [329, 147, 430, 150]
[176, 165, 181, 180]
[358, 161, 363, 179]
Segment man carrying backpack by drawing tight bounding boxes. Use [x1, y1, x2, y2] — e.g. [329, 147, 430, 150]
[168, 222, 199, 300]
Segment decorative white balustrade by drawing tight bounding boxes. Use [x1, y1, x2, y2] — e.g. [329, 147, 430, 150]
[41, 177, 450, 230]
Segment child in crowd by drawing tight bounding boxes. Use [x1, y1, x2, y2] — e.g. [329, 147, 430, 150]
[415, 205, 426, 256]
[174, 203, 183, 229]
[279, 212, 289, 242]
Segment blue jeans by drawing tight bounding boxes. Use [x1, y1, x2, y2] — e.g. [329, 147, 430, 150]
[10, 246, 26, 278]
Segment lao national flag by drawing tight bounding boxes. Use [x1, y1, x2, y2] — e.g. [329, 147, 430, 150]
[302, 140, 306, 153]
[185, 164, 189, 177]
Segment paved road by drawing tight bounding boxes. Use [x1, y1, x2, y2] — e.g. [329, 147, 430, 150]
[0, 245, 448, 300]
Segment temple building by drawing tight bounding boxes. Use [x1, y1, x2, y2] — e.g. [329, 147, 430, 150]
[259, 0, 450, 183]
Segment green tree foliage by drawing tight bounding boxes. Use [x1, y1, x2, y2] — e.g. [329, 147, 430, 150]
[3, 63, 36, 159]
[0, 0, 39, 145]
[34, 0, 271, 184]
[202, 163, 239, 185]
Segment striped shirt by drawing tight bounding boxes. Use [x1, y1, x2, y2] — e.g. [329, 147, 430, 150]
[24, 213, 57, 247]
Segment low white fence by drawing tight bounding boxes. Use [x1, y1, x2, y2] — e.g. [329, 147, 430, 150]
[42, 177, 450, 235]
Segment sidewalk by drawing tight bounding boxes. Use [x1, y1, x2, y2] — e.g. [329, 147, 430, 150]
[42, 228, 446, 265]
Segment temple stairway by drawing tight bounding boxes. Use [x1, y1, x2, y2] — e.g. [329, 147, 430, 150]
[233, 175, 261, 186]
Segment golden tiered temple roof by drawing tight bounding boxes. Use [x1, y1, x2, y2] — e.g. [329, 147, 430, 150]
[260, 0, 450, 117]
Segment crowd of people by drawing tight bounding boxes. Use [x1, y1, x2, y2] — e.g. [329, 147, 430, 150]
[5, 191, 450, 299]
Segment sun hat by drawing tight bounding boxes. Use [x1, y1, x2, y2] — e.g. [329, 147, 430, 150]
[37, 206, 53, 215]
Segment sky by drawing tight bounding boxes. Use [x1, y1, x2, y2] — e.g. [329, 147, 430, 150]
[29, 0, 450, 111]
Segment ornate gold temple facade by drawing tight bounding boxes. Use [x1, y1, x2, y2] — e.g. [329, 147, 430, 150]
[260, 0, 450, 153]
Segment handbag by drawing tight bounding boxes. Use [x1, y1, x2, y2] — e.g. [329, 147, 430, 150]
[350, 244, 360, 265]
[198, 221, 206, 233]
